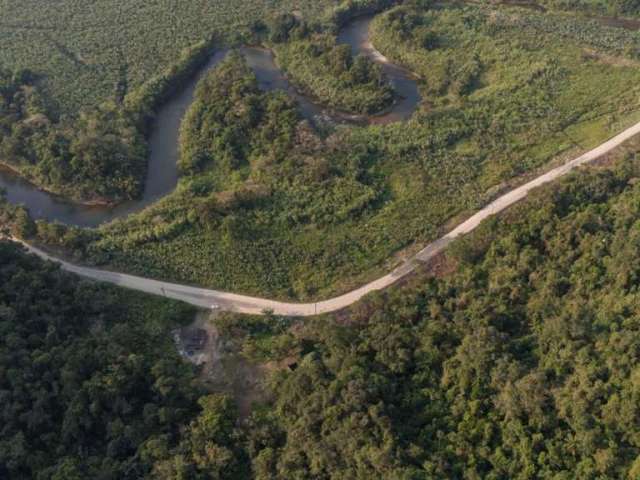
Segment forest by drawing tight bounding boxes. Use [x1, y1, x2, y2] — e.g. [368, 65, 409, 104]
[0, 68, 147, 203]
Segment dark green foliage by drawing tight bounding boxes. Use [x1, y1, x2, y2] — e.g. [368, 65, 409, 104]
[269, 14, 303, 43]
[274, 34, 395, 114]
[147, 394, 248, 479]
[0, 240, 206, 479]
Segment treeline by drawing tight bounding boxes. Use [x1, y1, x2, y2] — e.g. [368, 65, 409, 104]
[124, 37, 218, 135]
[273, 32, 394, 115]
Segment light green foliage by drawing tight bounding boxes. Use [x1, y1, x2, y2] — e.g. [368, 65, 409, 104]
[0, 0, 339, 116]
[72, 54, 388, 299]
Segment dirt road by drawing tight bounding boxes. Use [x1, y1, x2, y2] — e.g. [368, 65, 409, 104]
[15, 119, 640, 316]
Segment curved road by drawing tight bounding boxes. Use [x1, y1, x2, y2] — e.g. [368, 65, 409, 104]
[15, 119, 640, 316]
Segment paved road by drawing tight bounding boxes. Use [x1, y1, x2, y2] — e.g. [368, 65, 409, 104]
[15, 119, 640, 316]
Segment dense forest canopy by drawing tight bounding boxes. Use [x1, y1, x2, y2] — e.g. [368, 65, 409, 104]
[0, 241, 208, 478]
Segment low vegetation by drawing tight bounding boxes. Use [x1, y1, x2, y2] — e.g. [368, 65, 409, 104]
[0, 0, 338, 116]
[269, 15, 394, 114]
[539, 0, 640, 17]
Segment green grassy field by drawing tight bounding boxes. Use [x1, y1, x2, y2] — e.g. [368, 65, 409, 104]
[539, 0, 640, 17]
[0, 0, 338, 116]
[20, 3, 635, 300]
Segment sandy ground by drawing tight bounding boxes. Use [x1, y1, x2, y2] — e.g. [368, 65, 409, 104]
[173, 310, 272, 418]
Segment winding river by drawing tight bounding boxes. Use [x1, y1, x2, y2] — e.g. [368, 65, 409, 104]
[0, 16, 420, 227]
